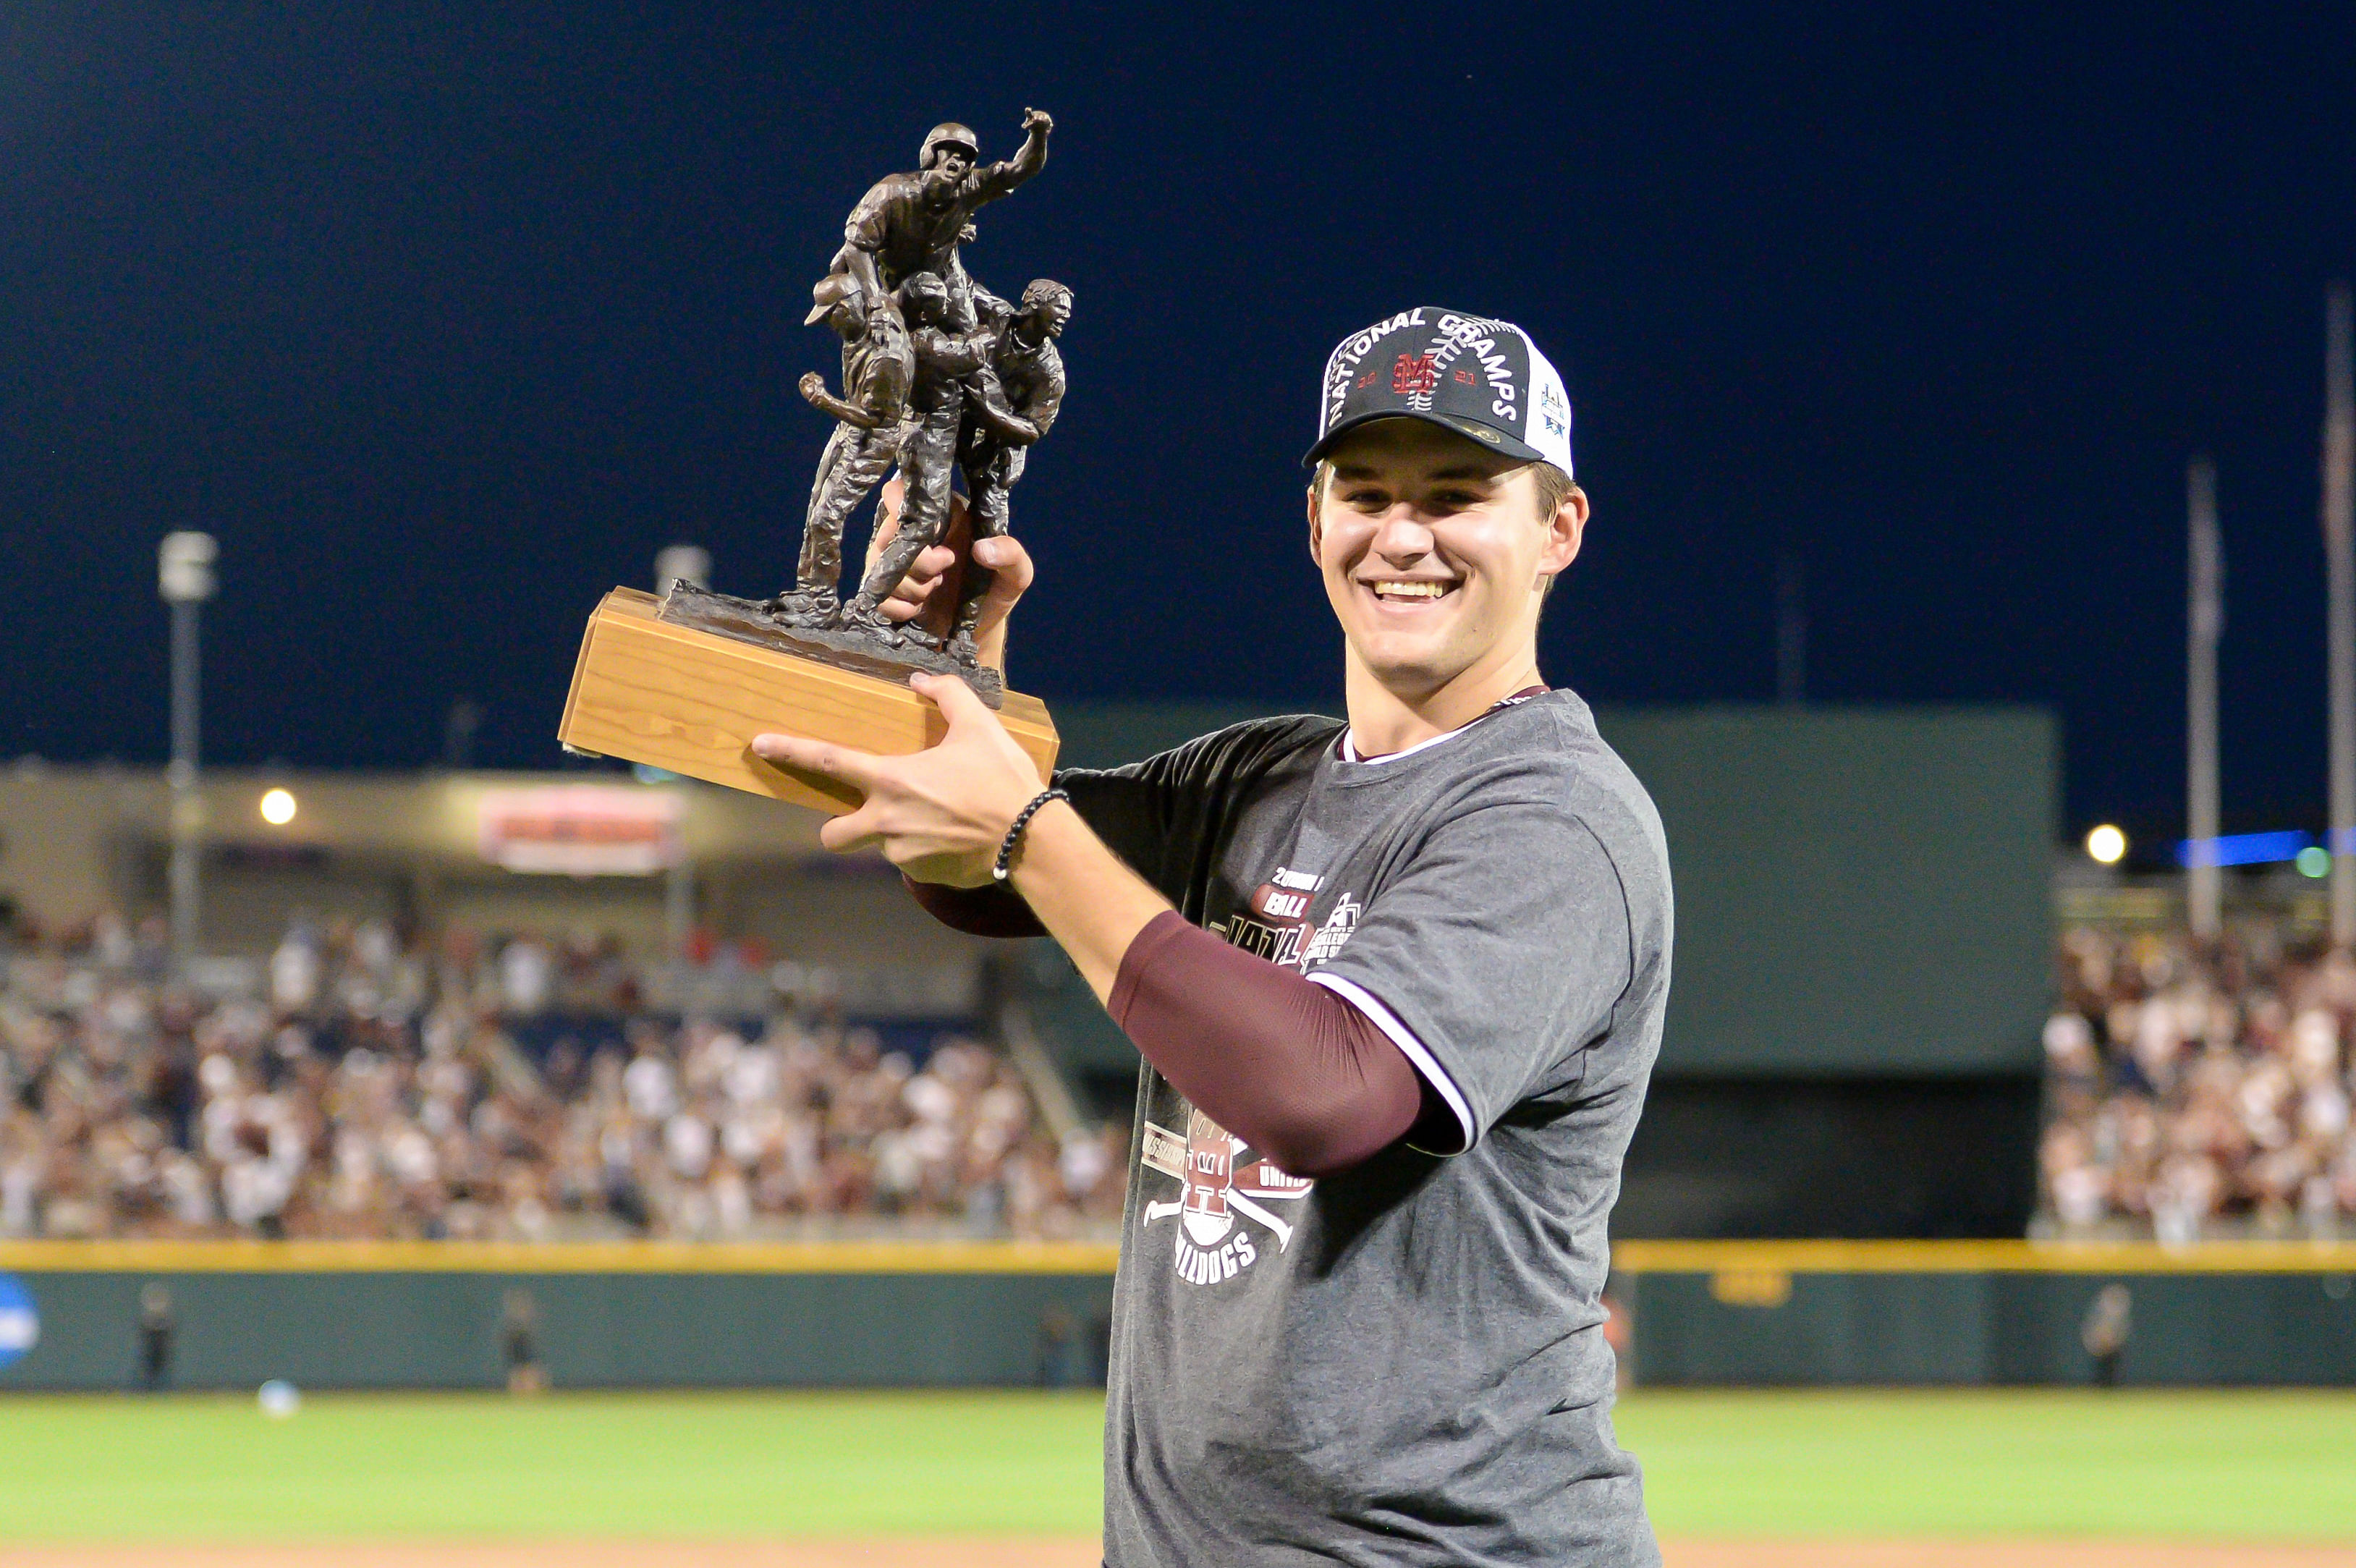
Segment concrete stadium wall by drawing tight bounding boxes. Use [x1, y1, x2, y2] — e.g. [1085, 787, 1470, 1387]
[1617, 1241, 2356, 1386]
[0, 1242, 1117, 1393]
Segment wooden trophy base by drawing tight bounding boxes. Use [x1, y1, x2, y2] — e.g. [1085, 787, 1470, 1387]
[556, 588, 1059, 815]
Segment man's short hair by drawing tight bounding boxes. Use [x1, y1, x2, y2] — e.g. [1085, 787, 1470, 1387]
[1022, 278, 1072, 310]
[1527, 461, 1577, 520]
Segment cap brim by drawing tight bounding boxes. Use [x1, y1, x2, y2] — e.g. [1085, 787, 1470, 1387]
[1300, 410, 1548, 469]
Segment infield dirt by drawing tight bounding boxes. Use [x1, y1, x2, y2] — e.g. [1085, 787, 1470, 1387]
[12, 1541, 2356, 1567]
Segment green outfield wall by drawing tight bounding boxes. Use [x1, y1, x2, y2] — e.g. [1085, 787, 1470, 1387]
[1, 1239, 2349, 1391]
[0, 1241, 1118, 1393]
[1617, 1240, 2356, 1386]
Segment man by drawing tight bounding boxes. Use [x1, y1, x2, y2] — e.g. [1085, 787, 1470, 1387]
[757, 309, 1667, 1565]
[137, 1283, 174, 1392]
[946, 278, 1072, 663]
[818, 109, 1051, 339]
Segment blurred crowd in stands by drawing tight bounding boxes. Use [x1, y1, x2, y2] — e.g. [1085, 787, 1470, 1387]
[2043, 924, 2356, 1239]
[0, 912, 1126, 1242]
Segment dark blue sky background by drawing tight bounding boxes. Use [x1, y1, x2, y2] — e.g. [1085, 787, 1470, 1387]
[2, 4, 2352, 839]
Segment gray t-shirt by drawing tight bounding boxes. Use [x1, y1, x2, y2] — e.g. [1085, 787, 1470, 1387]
[1060, 688, 1671, 1568]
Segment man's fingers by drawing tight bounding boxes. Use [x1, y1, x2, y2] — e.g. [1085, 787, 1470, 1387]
[910, 670, 1001, 732]
[818, 806, 885, 855]
[750, 732, 884, 791]
[865, 475, 908, 567]
[887, 545, 959, 603]
[972, 535, 1035, 597]
[881, 542, 961, 624]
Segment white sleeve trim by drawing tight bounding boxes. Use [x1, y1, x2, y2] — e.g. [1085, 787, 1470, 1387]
[1307, 970, 1478, 1156]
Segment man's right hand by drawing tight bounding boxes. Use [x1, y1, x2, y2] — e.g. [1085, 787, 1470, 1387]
[1022, 107, 1054, 136]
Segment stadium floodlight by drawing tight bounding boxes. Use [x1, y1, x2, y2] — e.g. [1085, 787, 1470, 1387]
[259, 788, 297, 826]
[2085, 824, 2127, 865]
[653, 543, 711, 593]
[158, 533, 217, 603]
[158, 532, 219, 968]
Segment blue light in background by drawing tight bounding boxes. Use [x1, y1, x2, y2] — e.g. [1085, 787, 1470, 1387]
[2174, 831, 2313, 868]
[0, 1274, 37, 1368]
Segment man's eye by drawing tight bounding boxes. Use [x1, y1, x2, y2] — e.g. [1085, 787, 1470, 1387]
[1432, 492, 1478, 510]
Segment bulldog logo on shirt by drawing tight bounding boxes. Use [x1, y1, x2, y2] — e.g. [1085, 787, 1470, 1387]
[1140, 1108, 1313, 1286]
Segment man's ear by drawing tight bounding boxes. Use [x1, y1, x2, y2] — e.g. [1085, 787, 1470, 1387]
[1541, 486, 1590, 580]
[1305, 480, 1326, 567]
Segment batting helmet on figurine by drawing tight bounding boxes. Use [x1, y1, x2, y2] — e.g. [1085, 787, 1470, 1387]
[919, 123, 980, 169]
[805, 271, 868, 327]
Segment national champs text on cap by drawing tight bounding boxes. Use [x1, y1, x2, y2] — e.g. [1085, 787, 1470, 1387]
[1304, 308, 1573, 479]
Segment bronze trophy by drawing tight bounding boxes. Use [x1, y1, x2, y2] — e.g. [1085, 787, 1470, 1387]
[559, 111, 1066, 813]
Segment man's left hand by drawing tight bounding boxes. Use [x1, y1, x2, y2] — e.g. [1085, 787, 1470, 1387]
[864, 476, 1035, 666]
[750, 673, 1046, 887]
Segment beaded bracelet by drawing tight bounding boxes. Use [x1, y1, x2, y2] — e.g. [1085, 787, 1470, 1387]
[992, 787, 1069, 883]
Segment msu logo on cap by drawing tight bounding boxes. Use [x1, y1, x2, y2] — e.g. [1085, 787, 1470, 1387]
[1305, 307, 1574, 480]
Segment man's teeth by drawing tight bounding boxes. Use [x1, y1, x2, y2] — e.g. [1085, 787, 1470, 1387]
[1370, 580, 1453, 600]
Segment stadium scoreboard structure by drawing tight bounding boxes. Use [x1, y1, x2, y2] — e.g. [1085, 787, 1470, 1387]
[1609, 705, 2056, 1076]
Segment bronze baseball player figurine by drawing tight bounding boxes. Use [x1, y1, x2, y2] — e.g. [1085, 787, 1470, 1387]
[656, 109, 1064, 706]
[945, 278, 1070, 664]
[769, 270, 914, 625]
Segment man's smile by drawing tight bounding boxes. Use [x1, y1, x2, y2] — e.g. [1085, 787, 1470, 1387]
[1362, 577, 1462, 604]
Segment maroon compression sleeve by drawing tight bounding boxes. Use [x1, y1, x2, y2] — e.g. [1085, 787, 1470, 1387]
[1108, 910, 1428, 1178]
[902, 876, 1048, 938]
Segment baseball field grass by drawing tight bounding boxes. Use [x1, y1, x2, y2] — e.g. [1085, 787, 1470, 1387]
[0, 1387, 2349, 1559]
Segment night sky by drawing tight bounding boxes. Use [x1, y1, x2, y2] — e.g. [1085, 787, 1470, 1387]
[3, 6, 2352, 839]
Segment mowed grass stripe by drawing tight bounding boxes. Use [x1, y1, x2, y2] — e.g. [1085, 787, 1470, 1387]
[1616, 1389, 2356, 1540]
[0, 1391, 1106, 1539]
[0, 1388, 2349, 1541]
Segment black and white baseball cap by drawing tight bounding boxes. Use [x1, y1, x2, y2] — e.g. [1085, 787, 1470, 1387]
[1304, 308, 1574, 478]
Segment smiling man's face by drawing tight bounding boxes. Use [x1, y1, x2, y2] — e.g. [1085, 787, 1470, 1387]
[1309, 417, 1586, 703]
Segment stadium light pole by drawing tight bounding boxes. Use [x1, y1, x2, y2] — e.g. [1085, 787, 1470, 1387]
[158, 532, 218, 968]
[653, 544, 709, 972]
[2186, 456, 2221, 942]
[2326, 284, 2355, 947]
[1774, 553, 1806, 706]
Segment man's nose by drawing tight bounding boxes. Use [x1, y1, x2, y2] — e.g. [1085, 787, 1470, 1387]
[1371, 509, 1434, 558]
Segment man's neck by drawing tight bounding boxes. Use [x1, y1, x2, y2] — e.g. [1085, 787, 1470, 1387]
[1342, 640, 1544, 759]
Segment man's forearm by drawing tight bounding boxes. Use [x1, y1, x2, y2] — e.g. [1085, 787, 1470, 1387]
[950, 786, 1430, 1176]
[1004, 800, 1171, 1001]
